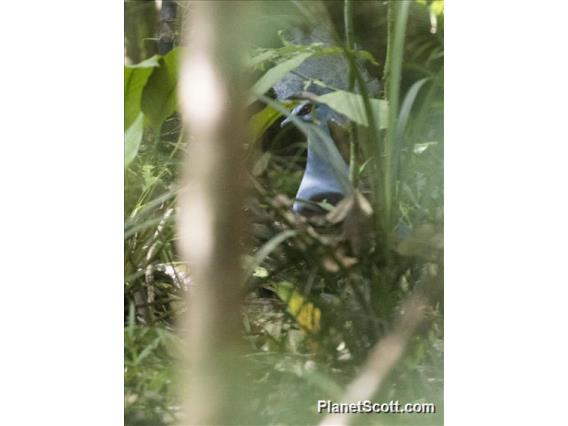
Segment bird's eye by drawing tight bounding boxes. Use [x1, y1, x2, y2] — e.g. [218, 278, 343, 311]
[299, 104, 312, 116]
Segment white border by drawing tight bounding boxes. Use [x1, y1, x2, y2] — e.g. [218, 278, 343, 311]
[446, 1, 568, 424]
[0, 2, 123, 424]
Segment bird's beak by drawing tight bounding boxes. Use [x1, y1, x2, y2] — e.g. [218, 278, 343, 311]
[280, 115, 292, 128]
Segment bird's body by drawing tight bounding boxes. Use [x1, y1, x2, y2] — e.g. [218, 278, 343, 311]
[282, 103, 350, 214]
[272, 26, 378, 216]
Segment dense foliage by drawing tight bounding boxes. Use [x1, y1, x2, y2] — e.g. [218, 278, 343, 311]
[125, 1, 444, 424]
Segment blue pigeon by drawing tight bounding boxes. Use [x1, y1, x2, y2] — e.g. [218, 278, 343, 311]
[274, 26, 379, 215]
[281, 102, 350, 214]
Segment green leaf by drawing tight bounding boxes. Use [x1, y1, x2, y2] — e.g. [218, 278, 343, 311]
[356, 49, 380, 66]
[397, 77, 430, 142]
[141, 47, 181, 129]
[125, 112, 144, 168]
[128, 56, 161, 70]
[247, 50, 278, 70]
[251, 52, 312, 96]
[316, 90, 388, 129]
[124, 56, 159, 129]
[250, 104, 282, 142]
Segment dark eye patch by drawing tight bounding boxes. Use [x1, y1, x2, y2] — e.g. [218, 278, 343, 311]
[298, 103, 312, 116]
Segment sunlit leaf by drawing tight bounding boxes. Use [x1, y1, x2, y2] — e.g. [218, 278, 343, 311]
[124, 56, 160, 129]
[431, 0, 444, 15]
[141, 47, 181, 129]
[253, 266, 269, 278]
[250, 104, 282, 142]
[315, 90, 388, 128]
[415, 0, 443, 15]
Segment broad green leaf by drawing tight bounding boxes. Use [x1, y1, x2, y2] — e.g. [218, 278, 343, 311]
[251, 52, 312, 96]
[316, 90, 388, 129]
[250, 104, 282, 142]
[125, 112, 144, 168]
[124, 56, 159, 129]
[141, 47, 181, 129]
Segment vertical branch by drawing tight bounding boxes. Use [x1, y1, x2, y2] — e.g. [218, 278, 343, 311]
[344, 0, 359, 187]
[158, 0, 177, 55]
[383, 0, 410, 244]
[178, 2, 249, 424]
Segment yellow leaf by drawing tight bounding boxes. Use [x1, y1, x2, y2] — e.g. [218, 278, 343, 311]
[275, 282, 321, 334]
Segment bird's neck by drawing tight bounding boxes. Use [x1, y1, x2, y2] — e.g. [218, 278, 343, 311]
[305, 123, 347, 181]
